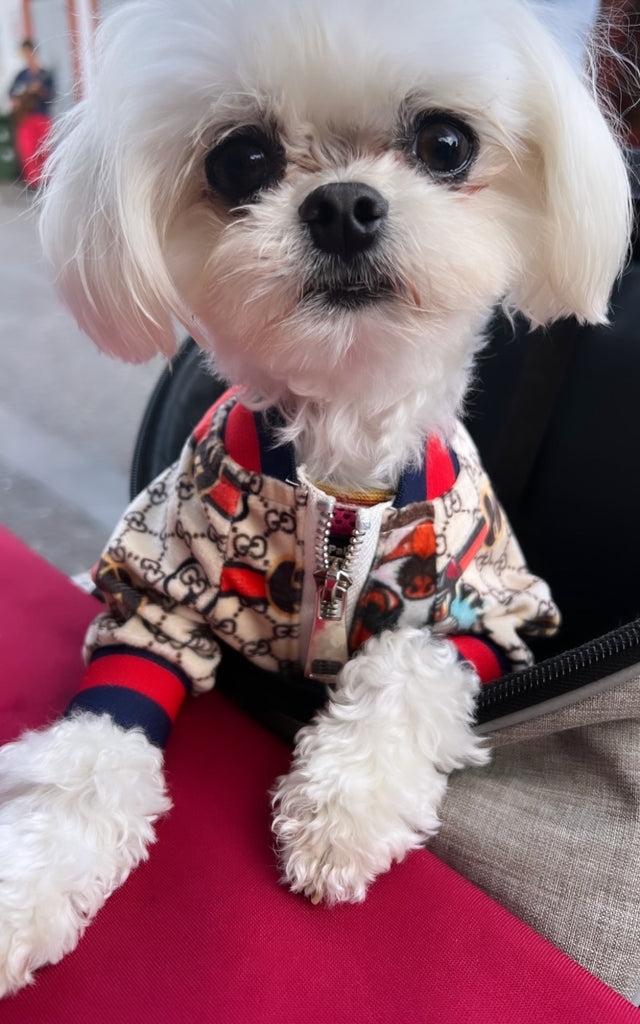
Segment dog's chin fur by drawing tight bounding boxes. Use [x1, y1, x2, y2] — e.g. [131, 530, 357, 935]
[0, 0, 629, 995]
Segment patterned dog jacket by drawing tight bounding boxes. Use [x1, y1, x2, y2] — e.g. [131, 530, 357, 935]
[67, 392, 560, 746]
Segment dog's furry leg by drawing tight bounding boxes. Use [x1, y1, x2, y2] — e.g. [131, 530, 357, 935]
[0, 713, 170, 997]
[272, 627, 489, 904]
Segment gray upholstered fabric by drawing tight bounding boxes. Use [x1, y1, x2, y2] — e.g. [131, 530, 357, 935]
[432, 669, 640, 999]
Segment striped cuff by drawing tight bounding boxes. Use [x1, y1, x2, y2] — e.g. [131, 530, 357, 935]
[450, 635, 511, 684]
[65, 646, 191, 747]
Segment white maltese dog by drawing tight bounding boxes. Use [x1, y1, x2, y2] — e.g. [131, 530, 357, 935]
[0, 0, 630, 996]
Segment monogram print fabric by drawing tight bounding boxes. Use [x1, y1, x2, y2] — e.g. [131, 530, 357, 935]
[84, 398, 559, 689]
[349, 423, 560, 667]
[86, 402, 308, 690]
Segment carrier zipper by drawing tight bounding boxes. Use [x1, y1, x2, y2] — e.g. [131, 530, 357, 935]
[304, 502, 369, 684]
[476, 618, 640, 729]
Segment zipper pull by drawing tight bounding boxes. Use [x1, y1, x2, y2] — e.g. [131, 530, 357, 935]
[314, 560, 352, 620]
[305, 561, 352, 684]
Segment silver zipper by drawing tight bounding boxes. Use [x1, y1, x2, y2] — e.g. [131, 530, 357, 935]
[305, 501, 369, 684]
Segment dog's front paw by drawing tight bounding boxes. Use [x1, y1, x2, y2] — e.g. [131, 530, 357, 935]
[272, 628, 489, 905]
[0, 714, 170, 997]
[272, 771, 396, 905]
[271, 747, 429, 905]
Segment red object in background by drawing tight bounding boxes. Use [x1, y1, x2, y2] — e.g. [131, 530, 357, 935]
[14, 112, 51, 188]
[0, 523, 639, 1023]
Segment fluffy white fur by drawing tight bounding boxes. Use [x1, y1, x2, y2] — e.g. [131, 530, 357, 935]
[0, 0, 630, 997]
[272, 629, 488, 903]
[0, 715, 169, 995]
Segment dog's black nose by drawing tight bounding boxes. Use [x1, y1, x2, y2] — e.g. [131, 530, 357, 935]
[298, 182, 388, 259]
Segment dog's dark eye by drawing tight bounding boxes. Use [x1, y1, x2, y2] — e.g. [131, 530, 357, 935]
[205, 129, 285, 203]
[412, 114, 477, 180]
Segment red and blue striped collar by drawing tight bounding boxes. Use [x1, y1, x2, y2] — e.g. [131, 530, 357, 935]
[194, 392, 459, 506]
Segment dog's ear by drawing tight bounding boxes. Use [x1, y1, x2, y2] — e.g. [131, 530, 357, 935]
[506, 23, 631, 327]
[39, 101, 180, 362]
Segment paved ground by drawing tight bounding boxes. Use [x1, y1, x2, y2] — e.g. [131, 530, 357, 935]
[0, 182, 164, 574]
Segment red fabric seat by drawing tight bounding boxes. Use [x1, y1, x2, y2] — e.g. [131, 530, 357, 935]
[0, 524, 637, 1023]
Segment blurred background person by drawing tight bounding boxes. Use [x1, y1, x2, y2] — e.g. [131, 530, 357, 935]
[8, 39, 54, 188]
[8, 39, 54, 116]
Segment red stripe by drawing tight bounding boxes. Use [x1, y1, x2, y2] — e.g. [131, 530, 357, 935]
[450, 636, 504, 684]
[77, 653, 187, 721]
[192, 387, 239, 444]
[457, 520, 490, 572]
[426, 437, 457, 499]
[225, 402, 261, 472]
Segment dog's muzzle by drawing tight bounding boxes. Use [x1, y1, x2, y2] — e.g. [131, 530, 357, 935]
[299, 182, 393, 309]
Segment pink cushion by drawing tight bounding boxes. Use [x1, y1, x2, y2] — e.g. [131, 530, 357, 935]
[0, 525, 637, 1023]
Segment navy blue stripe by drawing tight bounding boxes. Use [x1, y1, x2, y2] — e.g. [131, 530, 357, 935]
[394, 461, 427, 507]
[483, 638, 512, 675]
[253, 408, 298, 484]
[64, 687, 172, 748]
[448, 446, 460, 479]
[89, 644, 192, 695]
[394, 442, 459, 508]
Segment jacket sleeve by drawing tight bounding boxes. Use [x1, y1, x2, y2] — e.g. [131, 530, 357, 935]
[432, 422, 561, 675]
[66, 428, 227, 747]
